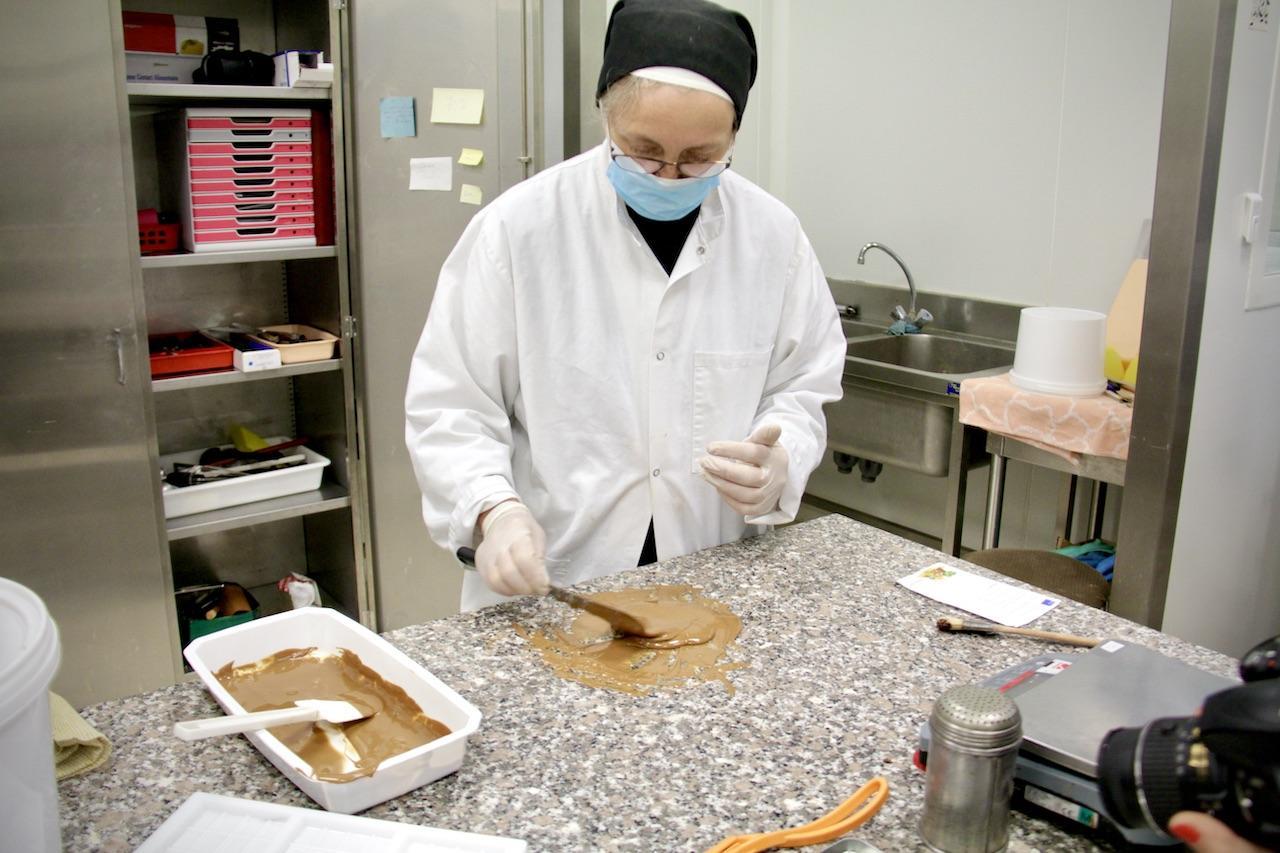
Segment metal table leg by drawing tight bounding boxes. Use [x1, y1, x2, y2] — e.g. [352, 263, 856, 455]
[982, 452, 1006, 549]
[941, 414, 970, 557]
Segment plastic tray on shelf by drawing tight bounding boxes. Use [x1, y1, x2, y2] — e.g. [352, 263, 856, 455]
[148, 331, 234, 376]
[248, 324, 338, 363]
[159, 437, 330, 519]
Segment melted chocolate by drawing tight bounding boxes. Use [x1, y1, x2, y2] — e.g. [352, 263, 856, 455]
[214, 647, 450, 783]
[518, 585, 745, 696]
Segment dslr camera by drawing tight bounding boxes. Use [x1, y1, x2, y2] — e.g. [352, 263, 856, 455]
[1097, 636, 1280, 847]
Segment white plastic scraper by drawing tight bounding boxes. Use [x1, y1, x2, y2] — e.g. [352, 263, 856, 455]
[173, 699, 371, 741]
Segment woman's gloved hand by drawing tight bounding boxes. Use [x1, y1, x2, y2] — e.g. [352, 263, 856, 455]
[475, 500, 549, 597]
[700, 423, 789, 517]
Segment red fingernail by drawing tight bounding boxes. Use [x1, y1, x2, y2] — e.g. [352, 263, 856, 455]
[1169, 823, 1200, 844]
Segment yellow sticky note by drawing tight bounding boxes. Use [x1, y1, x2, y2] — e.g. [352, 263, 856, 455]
[460, 184, 483, 206]
[431, 88, 484, 125]
[458, 148, 484, 166]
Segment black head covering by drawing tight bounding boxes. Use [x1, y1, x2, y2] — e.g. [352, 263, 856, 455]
[596, 0, 757, 128]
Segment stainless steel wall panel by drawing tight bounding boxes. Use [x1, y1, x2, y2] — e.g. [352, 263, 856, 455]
[343, 0, 532, 627]
[0, 0, 179, 705]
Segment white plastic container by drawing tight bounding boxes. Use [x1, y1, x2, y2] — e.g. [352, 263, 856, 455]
[137, 792, 526, 852]
[159, 438, 330, 519]
[0, 578, 62, 853]
[183, 607, 482, 814]
[1009, 306, 1108, 396]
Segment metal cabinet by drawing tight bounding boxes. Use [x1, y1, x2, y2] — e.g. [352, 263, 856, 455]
[0, 0, 373, 706]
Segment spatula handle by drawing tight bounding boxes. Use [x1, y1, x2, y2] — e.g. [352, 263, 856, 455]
[173, 704, 319, 741]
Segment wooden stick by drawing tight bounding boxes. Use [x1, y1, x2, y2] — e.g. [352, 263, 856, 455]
[936, 615, 1101, 648]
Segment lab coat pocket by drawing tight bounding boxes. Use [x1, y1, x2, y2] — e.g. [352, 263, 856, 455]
[691, 349, 773, 474]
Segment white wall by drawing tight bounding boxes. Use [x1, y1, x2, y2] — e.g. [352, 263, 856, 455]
[1162, 3, 1280, 657]
[729, 2, 1168, 545]
[760, 1, 1168, 312]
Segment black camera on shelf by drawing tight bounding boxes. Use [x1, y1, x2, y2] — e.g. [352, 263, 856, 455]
[1097, 635, 1280, 848]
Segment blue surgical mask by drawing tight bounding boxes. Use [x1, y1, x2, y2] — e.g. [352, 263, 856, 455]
[607, 160, 719, 221]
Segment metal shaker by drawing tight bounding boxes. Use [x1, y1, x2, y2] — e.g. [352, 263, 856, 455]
[920, 684, 1023, 853]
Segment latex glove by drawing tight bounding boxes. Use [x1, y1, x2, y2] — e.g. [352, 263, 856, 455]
[699, 423, 789, 517]
[474, 501, 549, 597]
[1168, 812, 1271, 853]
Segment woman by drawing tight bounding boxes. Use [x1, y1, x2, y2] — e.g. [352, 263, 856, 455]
[405, 0, 846, 610]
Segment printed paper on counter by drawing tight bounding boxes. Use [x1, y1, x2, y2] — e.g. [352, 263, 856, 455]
[458, 148, 484, 166]
[459, 184, 483, 206]
[897, 563, 1061, 627]
[409, 157, 452, 191]
[430, 88, 484, 124]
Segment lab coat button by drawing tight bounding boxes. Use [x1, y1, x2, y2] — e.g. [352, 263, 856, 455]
[651, 468, 661, 478]
[696, 246, 706, 255]
[655, 351, 665, 361]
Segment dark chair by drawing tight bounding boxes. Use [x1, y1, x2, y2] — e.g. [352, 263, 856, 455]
[965, 548, 1111, 610]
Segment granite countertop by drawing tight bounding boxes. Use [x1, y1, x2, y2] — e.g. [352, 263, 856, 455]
[59, 514, 1238, 852]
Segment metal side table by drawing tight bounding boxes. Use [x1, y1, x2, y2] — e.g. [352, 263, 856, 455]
[982, 432, 1128, 549]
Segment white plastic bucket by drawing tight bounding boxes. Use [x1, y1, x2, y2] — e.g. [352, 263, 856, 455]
[1010, 307, 1108, 396]
[0, 578, 62, 853]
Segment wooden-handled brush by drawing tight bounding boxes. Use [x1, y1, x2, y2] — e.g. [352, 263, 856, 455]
[936, 615, 1101, 648]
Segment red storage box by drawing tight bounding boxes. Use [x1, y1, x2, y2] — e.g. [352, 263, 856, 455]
[188, 129, 312, 144]
[188, 153, 313, 168]
[189, 176, 313, 193]
[187, 116, 311, 130]
[149, 332, 235, 377]
[188, 165, 313, 180]
[192, 201, 312, 218]
[139, 222, 180, 255]
[189, 189, 314, 205]
[189, 141, 312, 155]
[192, 213, 314, 231]
[192, 225, 315, 243]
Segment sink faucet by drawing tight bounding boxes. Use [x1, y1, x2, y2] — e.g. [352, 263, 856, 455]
[856, 242, 933, 328]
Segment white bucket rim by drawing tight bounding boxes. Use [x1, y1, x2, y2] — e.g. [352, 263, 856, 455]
[0, 578, 61, 727]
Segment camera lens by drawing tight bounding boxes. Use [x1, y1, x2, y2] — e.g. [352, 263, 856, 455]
[1098, 718, 1193, 836]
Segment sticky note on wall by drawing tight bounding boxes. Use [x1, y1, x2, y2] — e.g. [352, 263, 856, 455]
[460, 184, 483, 206]
[379, 96, 415, 138]
[431, 88, 484, 125]
[409, 157, 452, 191]
[458, 148, 484, 166]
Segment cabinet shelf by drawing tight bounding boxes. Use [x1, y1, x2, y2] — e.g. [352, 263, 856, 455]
[140, 246, 337, 268]
[127, 83, 332, 105]
[152, 358, 341, 392]
[165, 483, 351, 541]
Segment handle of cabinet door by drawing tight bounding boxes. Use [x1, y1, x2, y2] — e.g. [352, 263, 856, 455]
[112, 328, 126, 385]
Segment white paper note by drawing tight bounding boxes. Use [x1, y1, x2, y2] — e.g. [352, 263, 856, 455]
[896, 563, 1061, 627]
[409, 157, 452, 191]
[459, 184, 483, 205]
[430, 88, 484, 125]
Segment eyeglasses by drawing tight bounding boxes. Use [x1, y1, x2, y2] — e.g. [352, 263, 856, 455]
[609, 141, 732, 179]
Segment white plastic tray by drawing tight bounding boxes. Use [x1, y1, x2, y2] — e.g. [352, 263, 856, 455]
[137, 792, 525, 852]
[182, 608, 482, 814]
[160, 437, 330, 519]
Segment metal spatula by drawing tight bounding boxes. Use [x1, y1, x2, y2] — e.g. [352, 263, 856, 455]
[172, 699, 371, 741]
[456, 547, 658, 637]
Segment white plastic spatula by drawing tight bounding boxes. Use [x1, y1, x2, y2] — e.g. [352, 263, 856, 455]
[172, 699, 370, 742]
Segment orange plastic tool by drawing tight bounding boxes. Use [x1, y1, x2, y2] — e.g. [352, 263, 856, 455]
[704, 777, 890, 853]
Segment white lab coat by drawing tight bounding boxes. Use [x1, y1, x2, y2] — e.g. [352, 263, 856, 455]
[405, 141, 846, 611]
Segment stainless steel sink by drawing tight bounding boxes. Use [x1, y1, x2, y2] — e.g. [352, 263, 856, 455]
[826, 331, 1014, 476]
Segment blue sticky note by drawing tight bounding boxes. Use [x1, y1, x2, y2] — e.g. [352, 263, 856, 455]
[380, 96, 416, 138]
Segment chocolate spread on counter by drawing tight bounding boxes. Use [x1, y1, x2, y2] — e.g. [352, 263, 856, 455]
[518, 585, 744, 696]
[214, 647, 450, 783]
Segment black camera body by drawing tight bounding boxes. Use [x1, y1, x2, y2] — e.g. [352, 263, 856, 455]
[1097, 636, 1280, 847]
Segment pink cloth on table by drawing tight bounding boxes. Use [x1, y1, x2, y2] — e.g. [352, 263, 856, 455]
[958, 373, 1132, 463]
